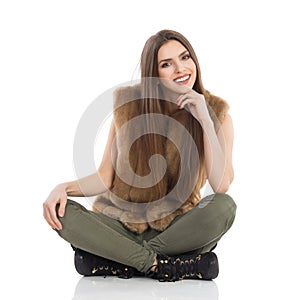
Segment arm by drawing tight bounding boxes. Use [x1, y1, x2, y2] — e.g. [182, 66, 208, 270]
[201, 114, 234, 192]
[43, 118, 117, 230]
[177, 91, 234, 193]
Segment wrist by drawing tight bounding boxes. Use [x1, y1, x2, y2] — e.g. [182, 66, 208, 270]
[57, 182, 70, 194]
[199, 116, 214, 130]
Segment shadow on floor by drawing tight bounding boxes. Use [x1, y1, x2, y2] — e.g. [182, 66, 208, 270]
[72, 276, 218, 300]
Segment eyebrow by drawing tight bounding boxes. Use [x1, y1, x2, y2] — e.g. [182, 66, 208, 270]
[158, 50, 189, 65]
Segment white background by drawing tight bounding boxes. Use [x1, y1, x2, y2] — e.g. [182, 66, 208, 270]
[1, 0, 299, 299]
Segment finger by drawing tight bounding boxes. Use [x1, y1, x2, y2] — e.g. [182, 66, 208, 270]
[176, 94, 184, 103]
[180, 99, 194, 109]
[48, 204, 63, 230]
[177, 89, 194, 99]
[178, 96, 192, 109]
[43, 204, 58, 229]
[177, 94, 189, 107]
[58, 196, 67, 217]
[176, 92, 189, 102]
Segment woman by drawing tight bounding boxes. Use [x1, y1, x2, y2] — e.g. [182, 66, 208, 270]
[43, 29, 236, 282]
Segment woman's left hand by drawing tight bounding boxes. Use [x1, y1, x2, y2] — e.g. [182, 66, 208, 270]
[176, 90, 210, 123]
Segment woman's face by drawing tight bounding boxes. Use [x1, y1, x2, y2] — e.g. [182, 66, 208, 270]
[157, 40, 197, 97]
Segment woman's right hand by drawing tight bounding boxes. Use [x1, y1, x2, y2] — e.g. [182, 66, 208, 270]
[43, 184, 68, 230]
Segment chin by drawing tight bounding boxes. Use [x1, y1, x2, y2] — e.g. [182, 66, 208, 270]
[172, 83, 192, 93]
[160, 81, 194, 98]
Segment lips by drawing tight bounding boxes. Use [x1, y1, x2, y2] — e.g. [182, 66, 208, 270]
[173, 74, 191, 84]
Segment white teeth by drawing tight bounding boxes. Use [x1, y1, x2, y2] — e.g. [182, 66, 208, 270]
[174, 75, 189, 82]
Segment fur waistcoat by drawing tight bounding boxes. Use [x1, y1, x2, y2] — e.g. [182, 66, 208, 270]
[93, 84, 229, 234]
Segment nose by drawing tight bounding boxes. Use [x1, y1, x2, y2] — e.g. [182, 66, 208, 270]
[174, 60, 185, 73]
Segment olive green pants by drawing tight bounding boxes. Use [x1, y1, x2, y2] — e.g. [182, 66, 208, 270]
[57, 193, 236, 273]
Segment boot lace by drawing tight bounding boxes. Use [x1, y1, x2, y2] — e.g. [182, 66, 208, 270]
[152, 254, 203, 282]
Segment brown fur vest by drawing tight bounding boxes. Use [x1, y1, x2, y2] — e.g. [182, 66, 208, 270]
[93, 84, 229, 234]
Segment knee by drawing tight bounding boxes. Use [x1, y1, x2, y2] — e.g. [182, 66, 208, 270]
[214, 193, 237, 228]
[199, 193, 236, 211]
[198, 193, 237, 225]
[215, 193, 236, 214]
[56, 200, 85, 237]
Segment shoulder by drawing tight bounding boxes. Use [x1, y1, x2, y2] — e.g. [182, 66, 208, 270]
[221, 113, 233, 131]
[113, 84, 142, 109]
[113, 84, 141, 126]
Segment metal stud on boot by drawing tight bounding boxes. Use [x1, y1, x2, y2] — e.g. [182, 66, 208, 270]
[73, 248, 143, 279]
[147, 251, 219, 282]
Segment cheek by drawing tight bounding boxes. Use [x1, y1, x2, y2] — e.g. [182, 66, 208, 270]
[188, 61, 197, 72]
[189, 62, 197, 81]
[158, 68, 171, 79]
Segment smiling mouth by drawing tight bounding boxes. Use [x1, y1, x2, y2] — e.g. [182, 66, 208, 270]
[173, 74, 191, 84]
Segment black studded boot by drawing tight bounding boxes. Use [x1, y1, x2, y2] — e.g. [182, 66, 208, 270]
[146, 251, 219, 282]
[73, 247, 143, 279]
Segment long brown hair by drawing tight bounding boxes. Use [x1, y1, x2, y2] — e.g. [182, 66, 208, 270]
[135, 30, 206, 198]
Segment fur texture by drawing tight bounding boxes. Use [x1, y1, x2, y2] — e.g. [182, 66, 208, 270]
[93, 84, 229, 233]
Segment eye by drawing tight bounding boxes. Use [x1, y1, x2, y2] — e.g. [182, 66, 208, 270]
[182, 54, 190, 60]
[161, 62, 171, 68]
